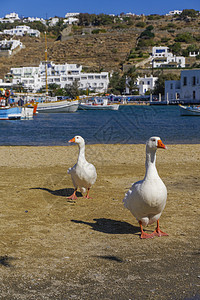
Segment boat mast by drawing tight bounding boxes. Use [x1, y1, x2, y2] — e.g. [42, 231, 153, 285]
[44, 32, 48, 98]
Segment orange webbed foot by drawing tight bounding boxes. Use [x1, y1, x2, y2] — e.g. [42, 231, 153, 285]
[140, 232, 154, 239]
[152, 229, 168, 237]
[67, 191, 77, 200]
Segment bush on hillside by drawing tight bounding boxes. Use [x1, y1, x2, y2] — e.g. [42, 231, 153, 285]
[175, 32, 194, 43]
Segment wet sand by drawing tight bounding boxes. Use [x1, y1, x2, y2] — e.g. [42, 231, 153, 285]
[0, 144, 199, 299]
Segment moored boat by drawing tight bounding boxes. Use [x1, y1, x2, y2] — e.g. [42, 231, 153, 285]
[0, 106, 34, 120]
[79, 98, 119, 111]
[179, 105, 200, 116]
[36, 99, 79, 113]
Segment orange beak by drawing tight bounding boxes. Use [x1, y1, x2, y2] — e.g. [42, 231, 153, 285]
[157, 139, 166, 149]
[68, 137, 75, 143]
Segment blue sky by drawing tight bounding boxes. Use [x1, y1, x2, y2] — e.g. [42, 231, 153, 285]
[0, 0, 199, 19]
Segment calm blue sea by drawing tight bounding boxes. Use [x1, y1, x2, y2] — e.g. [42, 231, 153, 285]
[0, 105, 199, 145]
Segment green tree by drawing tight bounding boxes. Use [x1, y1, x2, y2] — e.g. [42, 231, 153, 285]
[175, 32, 194, 43]
[64, 80, 80, 99]
[169, 42, 182, 55]
[180, 9, 199, 18]
[29, 21, 47, 33]
[153, 74, 180, 96]
[125, 66, 138, 92]
[108, 72, 126, 95]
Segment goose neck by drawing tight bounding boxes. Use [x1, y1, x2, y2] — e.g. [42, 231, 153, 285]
[144, 149, 158, 179]
[78, 143, 86, 162]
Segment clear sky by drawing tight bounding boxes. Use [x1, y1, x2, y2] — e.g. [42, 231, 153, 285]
[0, 0, 199, 19]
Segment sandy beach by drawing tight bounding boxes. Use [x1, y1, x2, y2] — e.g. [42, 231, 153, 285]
[0, 143, 199, 299]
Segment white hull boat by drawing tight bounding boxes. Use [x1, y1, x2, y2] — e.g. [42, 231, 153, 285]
[79, 98, 119, 111]
[37, 100, 79, 113]
[179, 105, 200, 116]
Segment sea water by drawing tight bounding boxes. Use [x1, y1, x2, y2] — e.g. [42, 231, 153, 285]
[0, 105, 200, 146]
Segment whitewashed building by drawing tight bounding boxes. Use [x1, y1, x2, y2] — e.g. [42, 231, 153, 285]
[23, 17, 46, 25]
[0, 38, 23, 56]
[166, 10, 182, 16]
[4, 12, 20, 20]
[3, 25, 40, 37]
[65, 13, 80, 18]
[9, 61, 109, 93]
[165, 69, 200, 101]
[189, 51, 200, 57]
[64, 17, 79, 25]
[0, 12, 20, 23]
[48, 17, 59, 26]
[151, 46, 185, 68]
[136, 75, 158, 95]
[125, 75, 157, 95]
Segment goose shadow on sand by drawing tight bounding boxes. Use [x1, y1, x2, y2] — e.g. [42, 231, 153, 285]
[30, 187, 83, 203]
[71, 218, 140, 235]
[71, 218, 141, 263]
[0, 256, 16, 268]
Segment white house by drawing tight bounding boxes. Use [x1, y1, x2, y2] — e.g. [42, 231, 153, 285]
[189, 51, 200, 57]
[0, 18, 14, 24]
[3, 25, 40, 37]
[64, 17, 79, 25]
[136, 75, 158, 95]
[48, 17, 59, 27]
[151, 46, 185, 68]
[5, 12, 20, 20]
[165, 69, 200, 102]
[8, 61, 109, 93]
[65, 13, 80, 18]
[0, 38, 23, 56]
[0, 12, 20, 23]
[166, 10, 182, 16]
[125, 75, 157, 95]
[23, 17, 46, 25]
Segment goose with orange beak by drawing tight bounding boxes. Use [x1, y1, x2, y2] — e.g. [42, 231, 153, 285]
[123, 136, 168, 239]
[67, 135, 97, 200]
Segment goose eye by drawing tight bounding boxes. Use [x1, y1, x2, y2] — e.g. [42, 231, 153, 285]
[152, 138, 156, 142]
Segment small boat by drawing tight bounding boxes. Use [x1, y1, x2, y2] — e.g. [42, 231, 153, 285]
[179, 105, 200, 116]
[79, 98, 119, 111]
[36, 99, 79, 113]
[0, 106, 34, 120]
[0, 88, 35, 120]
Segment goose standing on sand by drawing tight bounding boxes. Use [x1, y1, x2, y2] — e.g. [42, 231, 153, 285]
[67, 136, 97, 200]
[123, 136, 168, 239]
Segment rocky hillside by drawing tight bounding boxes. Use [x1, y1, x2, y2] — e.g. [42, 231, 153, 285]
[0, 29, 140, 79]
[0, 13, 200, 79]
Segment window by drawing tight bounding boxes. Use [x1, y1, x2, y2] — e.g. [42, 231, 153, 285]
[183, 77, 187, 86]
[170, 83, 173, 89]
[192, 76, 196, 86]
[193, 91, 196, 99]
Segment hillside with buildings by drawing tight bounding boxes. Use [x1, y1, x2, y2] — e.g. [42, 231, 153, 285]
[0, 9, 200, 79]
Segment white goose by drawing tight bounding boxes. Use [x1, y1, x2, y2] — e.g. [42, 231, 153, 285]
[123, 136, 168, 239]
[67, 135, 97, 199]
